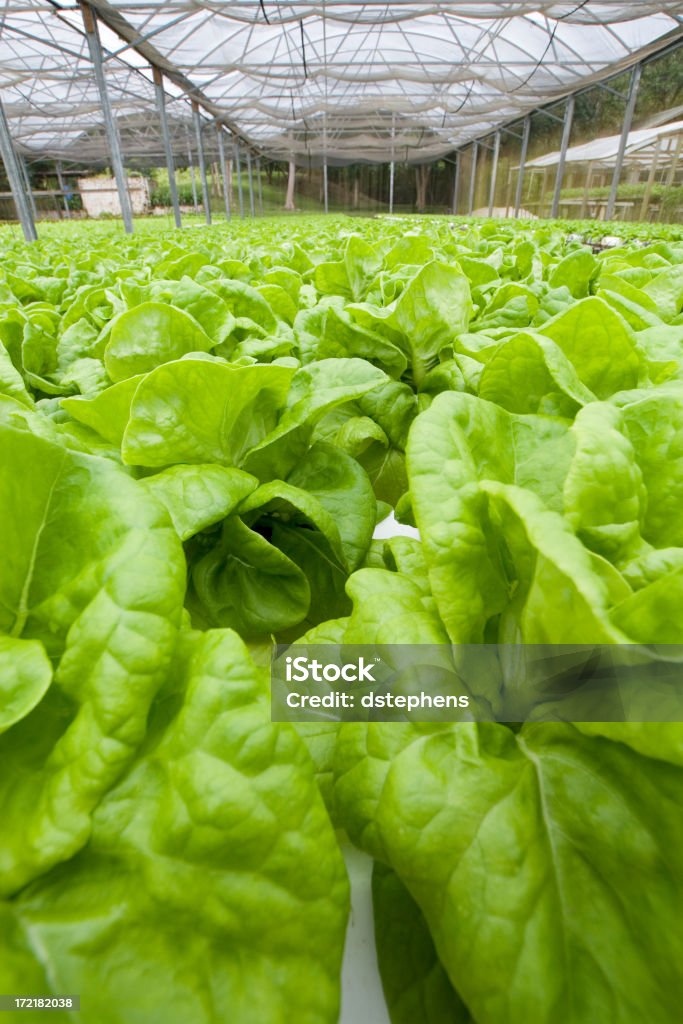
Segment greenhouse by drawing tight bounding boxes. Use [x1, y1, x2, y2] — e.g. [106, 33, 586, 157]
[2, 4, 683, 1024]
[1, 2, 683, 229]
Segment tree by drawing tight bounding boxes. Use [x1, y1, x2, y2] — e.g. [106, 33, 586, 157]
[284, 160, 296, 210]
[415, 164, 431, 211]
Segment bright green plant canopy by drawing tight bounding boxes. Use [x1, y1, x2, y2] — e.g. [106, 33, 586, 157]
[1, 213, 683, 1023]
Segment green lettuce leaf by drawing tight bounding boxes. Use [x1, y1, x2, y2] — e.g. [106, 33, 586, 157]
[3, 630, 349, 1024]
[142, 464, 259, 541]
[539, 297, 641, 398]
[189, 516, 310, 636]
[104, 302, 213, 381]
[0, 403, 185, 894]
[122, 359, 295, 468]
[373, 863, 474, 1024]
[377, 723, 683, 1024]
[0, 636, 53, 735]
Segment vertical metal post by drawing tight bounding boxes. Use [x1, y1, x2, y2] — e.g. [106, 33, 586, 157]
[540, 168, 549, 216]
[19, 155, 38, 223]
[639, 134, 662, 221]
[256, 157, 263, 214]
[189, 162, 198, 213]
[452, 151, 461, 214]
[235, 142, 245, 218]
[192, 101, 211, 225]
[216, 127, 231, 220]
[79, 1, 133, 233]
[0, 100, 37, 241]
[503, 166, 513, 215]
[187, 140, 198, 213]
[246, 150, 255, 217]
[665, 131, 683, 187]
[551, 94, 575, 219]
[153, 67, 181, 228]
[55, 161, 70, 217]
[389, 112, 395, 214]
[606, 64, 641, 221]
[322, 98, 329, 214]
[468, 140, 478, 215]
[514, 116, 530, 217]
[581, 161, 594, 218]
[488, 130, 501, 216]
[536, 167, 548, 216]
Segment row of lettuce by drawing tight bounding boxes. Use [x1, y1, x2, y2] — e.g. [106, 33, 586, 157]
[2, 214, 683, 1023]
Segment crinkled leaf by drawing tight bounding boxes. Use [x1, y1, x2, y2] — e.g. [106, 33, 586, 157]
[373, 863, 474, 1024]
[0, 409, 185, 894]
[189, 517, 310, 636]
[142, 464, 259, 541]
[377, 723, 683, 1024]
[123, 359, 295, 468]
[104, 302, 213, 381]
[0, 636, 52, 735]
[540, 297, 641, 398]
[5, 630, 349, 1024]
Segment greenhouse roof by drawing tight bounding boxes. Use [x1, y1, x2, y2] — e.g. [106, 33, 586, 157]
[2, 1, 683, 166]
[525, 117, 683, 168]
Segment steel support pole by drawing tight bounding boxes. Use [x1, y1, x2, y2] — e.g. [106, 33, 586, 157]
[639, 135, 662, 221]
[0, 100, 37, 241]
[79, 1, 133, 233]
[55, 161, 70, 217]
[192, 102, 211, 225]
[514, 116, 530, 217]
[153, 67, 181, 228]
[581, 161, 594, 218]
[19, 155, 38, 223]
[189, 162, 198, 213]
[216, 128, 231, 220]
[541, 168, 549, 216]
[246, 150, 255, 217]
[322, 102, 329, 214]
[256, 157, 263, 214]
[452, 151, 461, 214]
[488, 131, 501, 217]
[503, 167, 513, 216]
[187, 140, 198, 213]
[551, 94, 575, 219]
[468, 141, 478, 215]
[665, 132, 683, 187]
[235, 143, 245, 218]
[389, 112, 395, 214]
[606, 64, 641, 221]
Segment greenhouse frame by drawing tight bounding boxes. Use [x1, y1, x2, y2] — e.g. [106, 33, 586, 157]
[1, 2, 683, 236]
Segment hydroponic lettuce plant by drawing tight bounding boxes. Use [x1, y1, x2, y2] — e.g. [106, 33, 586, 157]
[1, 213, 683, 1023]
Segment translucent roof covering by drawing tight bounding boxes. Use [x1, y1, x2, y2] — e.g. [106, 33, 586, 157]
[525, 117, 683, 167]
[0, 1, 194, 164]
[2, 1, 683, 166]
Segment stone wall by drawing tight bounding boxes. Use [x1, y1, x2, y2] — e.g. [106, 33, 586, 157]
[77, 176, 150, 217]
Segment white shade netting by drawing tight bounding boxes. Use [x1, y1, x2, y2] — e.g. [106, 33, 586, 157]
[1, 1, 682, 166]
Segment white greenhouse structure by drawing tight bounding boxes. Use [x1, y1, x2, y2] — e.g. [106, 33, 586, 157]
[1, 2, 682, 235]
